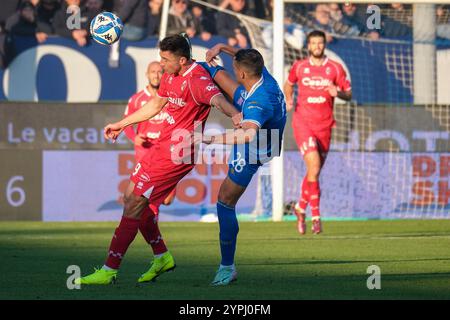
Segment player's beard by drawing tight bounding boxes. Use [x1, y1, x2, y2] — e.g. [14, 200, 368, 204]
[309, 49, 325, 59]
[150, 83, 160, 90]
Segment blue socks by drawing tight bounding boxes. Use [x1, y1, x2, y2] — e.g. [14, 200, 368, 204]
[217, 201, 239, 266]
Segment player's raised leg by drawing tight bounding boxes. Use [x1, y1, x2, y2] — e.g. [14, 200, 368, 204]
[75, 181, 148, 285]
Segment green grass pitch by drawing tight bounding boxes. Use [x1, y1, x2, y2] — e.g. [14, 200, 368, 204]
[1, 220, 450, 300]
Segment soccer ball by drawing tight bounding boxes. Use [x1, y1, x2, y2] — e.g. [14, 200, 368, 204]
[90, 12, 123, 45]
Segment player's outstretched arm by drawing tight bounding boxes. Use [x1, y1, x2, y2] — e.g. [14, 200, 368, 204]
[198, 61, 240, 102]
[202, 122, 259, 145]
[104, 95, 168, 141]
[206, 43, 239, 62]
[211, 94, 242, 128]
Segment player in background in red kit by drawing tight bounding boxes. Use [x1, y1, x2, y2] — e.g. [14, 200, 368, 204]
[75, 34, 241, 285]
[123, 60, 176, 275]
[283, 30, 352, 235]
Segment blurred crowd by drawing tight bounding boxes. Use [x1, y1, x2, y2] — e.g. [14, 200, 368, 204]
[1, 1, 450, 68]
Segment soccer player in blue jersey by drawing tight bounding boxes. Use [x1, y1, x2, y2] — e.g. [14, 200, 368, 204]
[198, 44, 286, 286]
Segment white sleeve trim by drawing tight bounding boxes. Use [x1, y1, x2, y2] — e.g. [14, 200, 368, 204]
[209, 92, 223, 107]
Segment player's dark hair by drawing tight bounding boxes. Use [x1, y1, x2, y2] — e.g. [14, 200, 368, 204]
[159, 34, 191, 59]
[234, 49, 264, 77]
[307, 30, 326, 43]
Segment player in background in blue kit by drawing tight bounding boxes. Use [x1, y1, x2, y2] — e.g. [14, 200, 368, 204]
[198, 44, 286, 286]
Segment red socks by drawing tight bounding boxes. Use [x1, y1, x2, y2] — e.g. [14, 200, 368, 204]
[308, 181, 321, 219]
[298, 177, 309, 213]
[105, 216, 140, 269]
[298, 179, 321, 219]
[139, 207, 168, 255]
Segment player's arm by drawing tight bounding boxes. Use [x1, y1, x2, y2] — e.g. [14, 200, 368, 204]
[206, 43, 240, 61]
[104, 95, 168, 141]
[283, 80, 295, 112]
[338, 90, 352, 101]
[202, 121, 259, 145]
[210, 94, 242, 128]
[326, 85, 352, 101]
[198, 60, 240, 101]
[123, 102, 137, 142]
[328, 63, 352, 101]
[284, 61, 300, 112]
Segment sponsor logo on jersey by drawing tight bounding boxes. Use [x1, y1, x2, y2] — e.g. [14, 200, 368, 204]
[139, 173, 150, 183]
[302, 77, 331, 89]
[150, 111, 170, 124]
[206, 83, 218, 92]
[307, 96, 327, 104]
[146, 131, 161, 139]
[168, 96, 186, 107]
[166, 114, 175, 125]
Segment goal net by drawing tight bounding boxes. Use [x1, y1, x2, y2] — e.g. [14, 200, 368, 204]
[191, 0, 450, 220]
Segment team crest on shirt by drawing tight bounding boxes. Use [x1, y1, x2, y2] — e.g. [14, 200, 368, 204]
[141, 101, 147, 107]
[304, 67, 310, 74]
[168, 76, 173, 84]
[326, 67, 331, 75]
[181, 80, 187, 91]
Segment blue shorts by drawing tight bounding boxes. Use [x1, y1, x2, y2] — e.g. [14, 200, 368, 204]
[227, 151, 262, 187]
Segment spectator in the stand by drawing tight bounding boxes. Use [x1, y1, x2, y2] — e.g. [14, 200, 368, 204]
[342, 3, 379, 40]
[380, 14, 411, 39]
[5, 1, 38, 37]
[312, 4, 334, 42]
[0, 0, 21, 69]
[167, 0, 196, 37]
[53, 0, 101, 47]
[216, 0, 250, 48]
[191, 3, 216, 41]
[35, 0, 61, 43]
[148, 0, 162, 36]
[437, 5, 450, 39]
[114, 0, 148, 41]
[1, 0, 21, 32]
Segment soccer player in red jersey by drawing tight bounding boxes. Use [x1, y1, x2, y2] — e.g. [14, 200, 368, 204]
[283, 30, 352, 235]
[123, 60, 176, 276]
[75, 34, 241, 285]
[123, 61, 164, 163]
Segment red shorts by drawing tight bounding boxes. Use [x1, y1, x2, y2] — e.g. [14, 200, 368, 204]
[292, 121, 332, 159]
[130, 159, 193, 212]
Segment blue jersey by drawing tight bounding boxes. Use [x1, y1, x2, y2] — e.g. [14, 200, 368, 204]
[232, 67, 286, 165]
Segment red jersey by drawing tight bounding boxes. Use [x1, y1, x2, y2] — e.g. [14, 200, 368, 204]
[124, 87, 166, 142]
[287, 57, 351, 131]
[151, 62, 222, 164]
